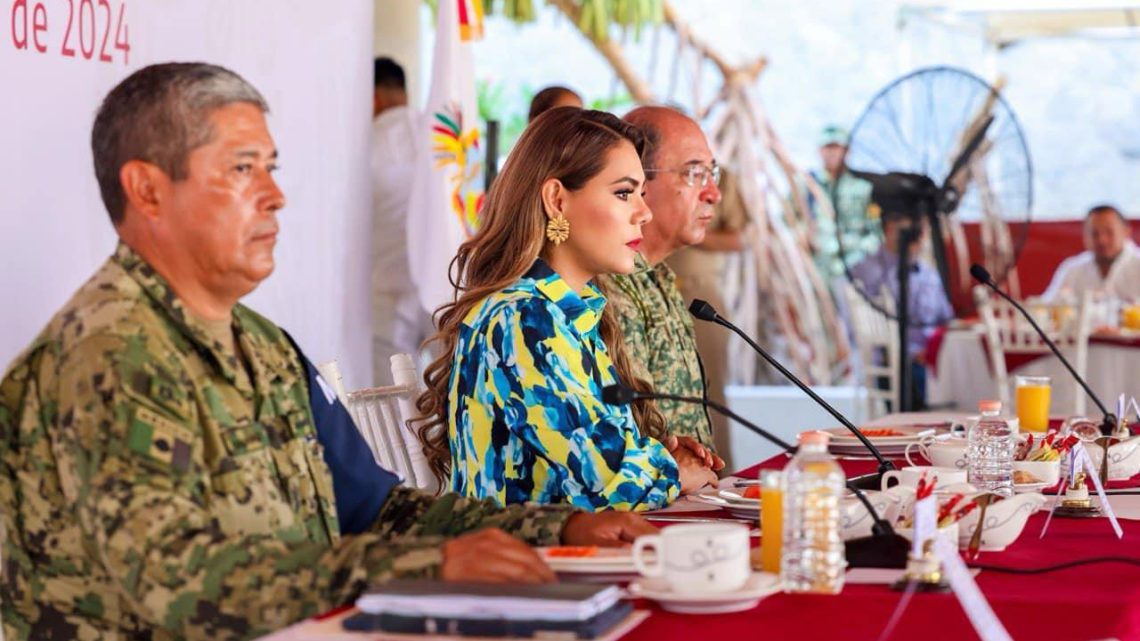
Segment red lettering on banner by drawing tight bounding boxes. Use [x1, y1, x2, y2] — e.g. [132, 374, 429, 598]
[7, 0, 128, 64]
[96, 0, 109, 61]
[112, 0, 126, 63]
[60, 0, 74, 56]
[31, 1, 45, 51]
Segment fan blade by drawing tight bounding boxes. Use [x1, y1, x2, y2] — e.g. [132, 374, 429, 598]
[941, 114, 994, 202]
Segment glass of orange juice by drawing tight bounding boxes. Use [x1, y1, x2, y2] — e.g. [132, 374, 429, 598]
[1122, 305, 1140, 331]
[759, 470, 783, 574]
[1015, 375, 1051, 432]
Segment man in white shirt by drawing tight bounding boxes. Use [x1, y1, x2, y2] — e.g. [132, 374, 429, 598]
[372, 58, 433, 385]
[1043, 204, 1140, 303]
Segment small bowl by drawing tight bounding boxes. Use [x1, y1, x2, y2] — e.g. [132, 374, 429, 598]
[955, 493, 1047, 552]
[1013, 460, 1061, 487]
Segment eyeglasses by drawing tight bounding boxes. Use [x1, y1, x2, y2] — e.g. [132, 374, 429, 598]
[645, 161, 721, 188]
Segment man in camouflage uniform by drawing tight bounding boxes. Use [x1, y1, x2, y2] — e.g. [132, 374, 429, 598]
[607, 107, 725, 457]
[0, 63, 654, 641]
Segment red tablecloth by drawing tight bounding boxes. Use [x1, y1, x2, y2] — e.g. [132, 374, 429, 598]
[636, 455, 1140, 641]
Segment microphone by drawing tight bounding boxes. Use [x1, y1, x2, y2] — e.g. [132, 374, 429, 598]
[690, 299, 897, 484]
[970, 264, 1117, 436]
[602, 384, 795, 451]
[603, 382, 909, 568]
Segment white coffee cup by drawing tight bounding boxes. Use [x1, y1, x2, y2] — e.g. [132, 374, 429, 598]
[880, 465, 968, 492]
[631, 523, 750, 594]
[905, 436, 968, 469]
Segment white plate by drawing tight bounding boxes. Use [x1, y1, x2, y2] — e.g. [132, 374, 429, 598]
[628, 572, 780, 614]
[538, 548, 638, 573]
[718, 488, 760, 504]
[823, 425, 942, 446]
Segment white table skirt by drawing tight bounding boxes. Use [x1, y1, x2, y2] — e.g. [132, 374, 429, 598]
[927, 326, 1140, 416]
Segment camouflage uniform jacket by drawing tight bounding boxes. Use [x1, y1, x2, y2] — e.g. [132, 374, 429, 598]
[605, 254, 714, 448]
[0, 243, 575, 641]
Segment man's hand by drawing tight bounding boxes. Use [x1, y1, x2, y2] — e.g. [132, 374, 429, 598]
[561, 511, 659, 547]
[441, 529, 555, 583]
[666, 435, 726, 472]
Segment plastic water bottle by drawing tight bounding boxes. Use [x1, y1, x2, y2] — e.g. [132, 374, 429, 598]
[780, 431, 846, 594]
[967, 400, 1014, 497]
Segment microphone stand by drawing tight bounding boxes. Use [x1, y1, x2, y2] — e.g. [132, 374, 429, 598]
[688, 300, 897, 489]
[971, 265, 1117, 436]
[603, 385, 909, 568]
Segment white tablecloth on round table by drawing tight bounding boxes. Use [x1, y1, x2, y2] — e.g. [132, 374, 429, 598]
[927, 325, 1140, 415]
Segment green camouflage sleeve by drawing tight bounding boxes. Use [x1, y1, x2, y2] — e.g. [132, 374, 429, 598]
[372, 487, 577, 546]
[603, 277, 654, 386]
[52, 334, 448, 640]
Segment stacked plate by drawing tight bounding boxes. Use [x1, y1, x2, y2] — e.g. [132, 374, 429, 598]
[688, 487, 761, 521]
[822, 425, 945, 459]
[538, 547, 642, 581]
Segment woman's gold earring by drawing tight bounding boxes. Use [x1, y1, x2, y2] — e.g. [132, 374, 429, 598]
[546, 213, 570, 245]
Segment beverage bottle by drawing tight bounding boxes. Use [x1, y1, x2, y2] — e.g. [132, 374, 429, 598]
[967, 399, 1014, 497]
[780, 431, 845, 593]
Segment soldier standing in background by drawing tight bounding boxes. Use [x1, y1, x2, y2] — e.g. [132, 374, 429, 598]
[0, 63, 654, 640]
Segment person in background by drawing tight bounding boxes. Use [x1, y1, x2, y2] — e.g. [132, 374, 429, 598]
[0, 63, 656, 641]
[606, 106, 722, 455]
[413, 107, 720, 512]
[372, 57, 433, 385]
[527, 85, 583, 122]
[806, 124, 876, 283]
[664, 168, 749, 470]
[849, 209, 954, 408]
[1043, 204, 1140, 303]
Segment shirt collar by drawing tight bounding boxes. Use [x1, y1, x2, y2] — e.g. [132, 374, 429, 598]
[113, 242, 250, 387]
[525, 259, 606, 335]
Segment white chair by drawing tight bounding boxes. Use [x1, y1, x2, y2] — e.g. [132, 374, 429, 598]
[842, 283, 900, 420]
[325, 355, 440, 494]
[974, 285, 1092, 415]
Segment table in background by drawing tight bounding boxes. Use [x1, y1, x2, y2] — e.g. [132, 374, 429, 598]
[927, 324, 1140, 415]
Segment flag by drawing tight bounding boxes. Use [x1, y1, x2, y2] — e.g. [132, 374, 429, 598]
[407, 0, 485, 315]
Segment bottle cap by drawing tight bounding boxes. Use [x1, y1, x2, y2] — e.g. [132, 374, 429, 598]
[798, 430, 831, 446]
[979, 400, 1002, 413]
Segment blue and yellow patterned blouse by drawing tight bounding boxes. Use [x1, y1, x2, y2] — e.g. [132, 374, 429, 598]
[448, 260, 681, 511]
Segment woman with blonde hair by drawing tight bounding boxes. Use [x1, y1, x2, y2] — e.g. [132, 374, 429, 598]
[412, 108, 718, 511]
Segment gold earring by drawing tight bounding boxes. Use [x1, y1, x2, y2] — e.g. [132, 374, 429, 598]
[546, 213, 570, 245]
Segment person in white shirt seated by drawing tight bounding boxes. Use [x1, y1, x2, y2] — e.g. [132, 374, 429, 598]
[1042, 204, 1140, 303]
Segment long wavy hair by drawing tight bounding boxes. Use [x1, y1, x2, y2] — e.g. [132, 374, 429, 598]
[411, 107, 667, 484]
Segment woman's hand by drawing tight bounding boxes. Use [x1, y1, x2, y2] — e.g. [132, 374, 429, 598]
[672, 446, 718, 494]
[665, 435, 726, 472]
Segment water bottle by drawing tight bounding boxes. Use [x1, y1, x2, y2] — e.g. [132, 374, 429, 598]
[967, 400, 1014, 497]
[780, 431, 846, 594]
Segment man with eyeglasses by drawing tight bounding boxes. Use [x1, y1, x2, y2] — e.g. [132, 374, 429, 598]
[605, 106, 727, 468]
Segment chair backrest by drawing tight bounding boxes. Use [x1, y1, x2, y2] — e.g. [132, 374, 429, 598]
[974, 286, 1092, 414]
[842, 283, 899, 419]
[343, 354, 440, 494]
[315, 360, 348, 405]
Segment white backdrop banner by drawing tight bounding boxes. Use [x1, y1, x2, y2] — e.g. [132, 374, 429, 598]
[0, 0, 375, 390]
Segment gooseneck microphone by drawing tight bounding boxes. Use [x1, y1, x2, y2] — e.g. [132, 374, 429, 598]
[601, 385, 796, 451]
[603, 383, 909, 567]
[688, 299, 897, 482]
[970, 264, 1117, 436]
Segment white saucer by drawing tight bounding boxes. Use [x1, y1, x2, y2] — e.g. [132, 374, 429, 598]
[627, 572, 780, 614]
